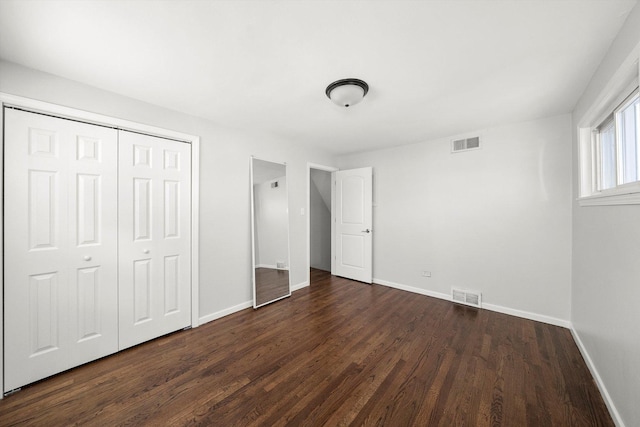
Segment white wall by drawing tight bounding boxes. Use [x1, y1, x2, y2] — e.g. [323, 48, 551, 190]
[254, 177, 289, 268]
[309, 169, 331, 271]
[338, 114, 573, 324]
[0, 59, 336, 321]
[571, 3, 640, 426]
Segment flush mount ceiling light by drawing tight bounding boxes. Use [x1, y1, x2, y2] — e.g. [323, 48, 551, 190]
[325, 78, 369, 107]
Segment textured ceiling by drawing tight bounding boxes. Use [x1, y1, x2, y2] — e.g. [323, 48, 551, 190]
[0, 0, 637, 154]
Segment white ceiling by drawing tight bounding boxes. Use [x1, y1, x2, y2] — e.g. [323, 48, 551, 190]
[0, 0, 637, 155]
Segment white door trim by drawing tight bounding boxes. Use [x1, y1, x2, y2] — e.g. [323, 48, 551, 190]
[0, 93, 201, 396]
[306, 163, 338, 287]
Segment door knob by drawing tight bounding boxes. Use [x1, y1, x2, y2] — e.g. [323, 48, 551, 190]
[361, 229, 371, 233]
[83, 255, 92, 261]
[143, 249, 150, 254]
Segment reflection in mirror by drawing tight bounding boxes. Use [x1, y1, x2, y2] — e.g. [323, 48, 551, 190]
[251, 157, 291, 308]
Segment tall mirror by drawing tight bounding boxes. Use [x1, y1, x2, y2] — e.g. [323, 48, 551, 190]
[250, 157, 291, 308]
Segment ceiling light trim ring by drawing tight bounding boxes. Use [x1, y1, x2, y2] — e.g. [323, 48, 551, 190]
[325, 78, 369, 99]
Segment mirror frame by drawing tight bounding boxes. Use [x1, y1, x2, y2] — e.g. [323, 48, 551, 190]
[250, 156, 292, 308]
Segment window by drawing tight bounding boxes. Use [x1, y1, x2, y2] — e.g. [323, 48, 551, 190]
[617, 91, 639, 184]
[579, 83, 640, 206]
[594, 89, 640, 192]
[596, 115, 616, 190]
[578, 47, 640, 206]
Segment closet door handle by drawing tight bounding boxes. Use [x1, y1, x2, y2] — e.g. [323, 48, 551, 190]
[83, 255, 92, 261]
[143, 249, 150, 254]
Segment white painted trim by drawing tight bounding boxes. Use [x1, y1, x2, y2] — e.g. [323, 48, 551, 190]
[578, 189, 640, 206]
[576, 42, 640, 204]
[250, 157, 258, 308]
[578, 126, 596, 198]
[576, 83, 640, 206]
[331, 172, 336, 276]
[373, 278, 450, 301]
[255, 293, 291, 309]
[306, 163, 338, 287]
[191, 137, 200, 327]
[198, 300, 253, 325]
[291, 281, 309, 292]
[577, 45, 639, 129]
[256, 263, 289, 270]
[571, 328, 625, 427]
[0, 97, 4, 397]
[199, 281, 308, 328]
[0, 93, 196, 142]
[199, 280, 307, 327]
[481, 303, 570, 328]
[373, 278, 570, 328]
[0, 93, 201, 396]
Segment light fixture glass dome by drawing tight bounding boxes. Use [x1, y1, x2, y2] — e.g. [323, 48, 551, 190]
[326, 78, 369, 107]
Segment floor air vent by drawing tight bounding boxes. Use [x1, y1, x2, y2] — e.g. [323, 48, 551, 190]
[452, 136, 480, 153]
[451, 288, 482, 308]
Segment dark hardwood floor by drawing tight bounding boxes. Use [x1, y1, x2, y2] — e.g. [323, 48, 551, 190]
[0, 269, 612, 426]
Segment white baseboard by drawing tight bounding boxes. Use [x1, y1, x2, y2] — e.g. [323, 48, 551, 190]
[256, 263, 274, 269]
[199, 280, 569, 329]
[198, 276, 620, 425]
[373, 278, 450, 301]
[571, 328, 625, 427]
[198, 281, 308, 325]
[373, 277, 570, 328]
[198, 300, 253, 325]
[291, 281, 309, 292]
[256, 264, 289, 270]
[482, 303, 570, 328]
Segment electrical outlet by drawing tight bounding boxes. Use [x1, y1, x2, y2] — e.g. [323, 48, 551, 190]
[422, 271, 431, 277]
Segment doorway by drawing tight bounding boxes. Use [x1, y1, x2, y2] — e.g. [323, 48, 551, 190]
[307, 163, 337, 284]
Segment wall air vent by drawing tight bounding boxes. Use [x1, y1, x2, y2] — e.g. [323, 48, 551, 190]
[451, 288, 482, 308]
[451, 136, 480, 153]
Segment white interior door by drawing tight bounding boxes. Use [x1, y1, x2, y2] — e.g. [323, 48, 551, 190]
[4, 109, 119, 391]
[118, 131, 192, 350]
[333, 167, 373, 283]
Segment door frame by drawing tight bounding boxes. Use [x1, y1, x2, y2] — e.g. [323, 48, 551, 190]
[0, 93, 201, 396]
[306, 163, 338, 287]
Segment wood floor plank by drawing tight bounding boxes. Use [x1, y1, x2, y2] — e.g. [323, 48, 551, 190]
[0, 269, 613, 426]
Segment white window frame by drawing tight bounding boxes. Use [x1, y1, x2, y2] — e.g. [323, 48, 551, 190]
[593, 88, 639, 190]
[578, 52, 640, 207]
[615, 89, 640, 186]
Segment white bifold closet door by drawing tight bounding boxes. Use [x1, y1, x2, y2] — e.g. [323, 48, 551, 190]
[4, 110, 192, 392]
[4, 109, 119, 392]
[117, 131, 192, 350]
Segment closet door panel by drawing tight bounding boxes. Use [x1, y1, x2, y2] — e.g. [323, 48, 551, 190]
[118, 131, 191, 350]
[3, 109, 118, 391]
[68, 118, 119, 366]
[5, 110, 70, 391]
